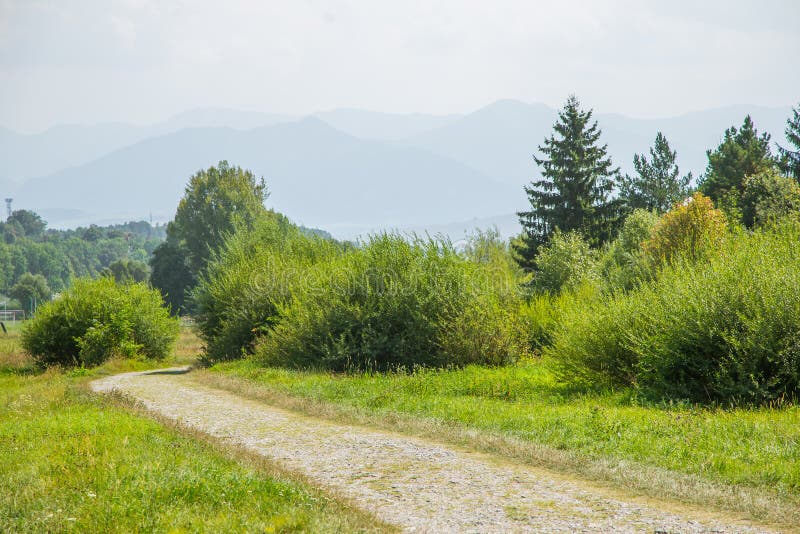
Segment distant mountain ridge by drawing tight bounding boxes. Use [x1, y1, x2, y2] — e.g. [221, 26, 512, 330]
[13, 118, 518, 237]
[0, 100, 793, 239]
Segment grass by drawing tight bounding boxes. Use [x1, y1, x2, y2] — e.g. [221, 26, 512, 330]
[0, 324, 390, 533]
[206, 358, 800, 528]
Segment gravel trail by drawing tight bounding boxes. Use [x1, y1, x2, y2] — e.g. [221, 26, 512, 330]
[91, 368, 774, 533]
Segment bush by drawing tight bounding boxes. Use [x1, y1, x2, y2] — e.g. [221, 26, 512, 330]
[193, 214, 342, 363]
[21, 277, 179, 367]
[598, 209, 659, 291]
[532, 230, 598, 294]
[549, 220, 800, 404]
[641, 192, 727, 267]
[740, 169, 800, 228]
[254, 234, 523, 371]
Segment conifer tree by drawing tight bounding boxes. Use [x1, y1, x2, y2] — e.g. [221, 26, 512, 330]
[778, 103, 800, 180]
[514, 96, 619, 270]
[699, 115, 774, 203]
[618, 132, 692, 214]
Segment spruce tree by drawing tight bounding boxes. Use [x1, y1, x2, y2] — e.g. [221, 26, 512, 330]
[618, 132, 692, 214]
[699, 115, 774, 203]
[778, 103, 800, 180]
[514, 95, 619, 270]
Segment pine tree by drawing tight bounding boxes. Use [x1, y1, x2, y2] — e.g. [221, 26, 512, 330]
[778, 103, 800, 180]
[514, 96, 619, 270]
[618, 132, 692, 214]
[699, 115, 775, 203]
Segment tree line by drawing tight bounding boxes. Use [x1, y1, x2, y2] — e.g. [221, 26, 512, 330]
[514, 96, 800, 270]
[0, 213, 165, 314]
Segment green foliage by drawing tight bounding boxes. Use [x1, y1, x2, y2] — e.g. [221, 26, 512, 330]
[618, 132, 692, 214]
[21, 277, 178, 367]
[254, 234, 523, 371]
[149, 240, 194, 314]
[598, 209, 659, 291]
[740, 168, 800, 228]
[9, 273, 51, 315]
[531, 230, 598, 294]
[0, 214, 164, 294]
[151, 161, 269, 314]
[194, 212, 339, 363]
[778, 103, 800, 180]
[641, 192, 727, 267]
[699, 115, 775, 203]
[549, 220, 800, 404]
[515, 95, 620, 269]
[102, 258, 150, 283]
[7, 209, 46, 237]
[170, 160, 269, 274]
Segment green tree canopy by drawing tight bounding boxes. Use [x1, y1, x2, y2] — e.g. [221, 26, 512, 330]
[150, 161, 268, 314]
[778, 103, 800, 180]
[10, 272, 51, 316]
[618, 132, 692, 214]
[740, 169, 800, 228]
[149, 240, 194, 314]
[699, 115, 775, 203]
[102, 258, 150, 284]
[169, 161, 269, 274]
[7, 209, 46, 238]
[515, 95, 620, 270]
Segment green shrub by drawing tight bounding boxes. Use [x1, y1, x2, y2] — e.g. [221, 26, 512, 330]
[549, 220, 800, 403]
[740, 169, 800, 228]
[532, 230, 598, 294]
[193, 214, 342, 363]
[254, 234, 523, 371]
[519, 283, 601, 356]
[21, 277, 178, 367]
[641, 192, 727, 267]
[598, 209, 659, 291]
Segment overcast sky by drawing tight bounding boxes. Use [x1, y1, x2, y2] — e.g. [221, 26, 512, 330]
[1, 0, 798, 133]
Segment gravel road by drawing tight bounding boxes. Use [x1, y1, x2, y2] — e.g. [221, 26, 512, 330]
[91, 368, 774, 533]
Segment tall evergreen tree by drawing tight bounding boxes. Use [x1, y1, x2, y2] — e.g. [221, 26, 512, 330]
[618, 132, 692, 214]
[514, 95, 619, 270]
[778, 103, 800, 180]
[699, 115, 775, 203]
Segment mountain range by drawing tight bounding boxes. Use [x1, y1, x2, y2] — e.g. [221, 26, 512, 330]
[0, 101, 793, 239]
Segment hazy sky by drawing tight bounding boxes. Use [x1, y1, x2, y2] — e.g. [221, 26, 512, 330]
[1, 0, 798, 133]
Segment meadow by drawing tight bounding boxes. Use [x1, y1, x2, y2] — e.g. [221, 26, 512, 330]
[0, 323, 389, 533]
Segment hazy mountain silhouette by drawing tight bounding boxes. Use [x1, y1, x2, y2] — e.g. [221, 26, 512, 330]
[0, 108, 297, 183]
[315, 108, 459, 140]
[401, 99, 791, 190]
[14, 118, 518, 237]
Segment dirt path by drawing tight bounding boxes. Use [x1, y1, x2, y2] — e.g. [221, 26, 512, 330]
[91, 368, 773, 533]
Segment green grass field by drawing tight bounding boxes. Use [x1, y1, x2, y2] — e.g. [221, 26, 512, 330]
[0, 324, 388, 533]
[208, 358, 800, 526]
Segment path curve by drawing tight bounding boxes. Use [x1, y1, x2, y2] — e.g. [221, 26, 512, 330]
[91, 368, 773, 533]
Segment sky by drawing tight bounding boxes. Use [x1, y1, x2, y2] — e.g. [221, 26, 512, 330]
[1, 0, 798, 133]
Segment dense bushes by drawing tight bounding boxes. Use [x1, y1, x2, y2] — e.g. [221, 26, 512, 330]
[21, 277, 179, 367]
[255, 234, 524, 371]
[193, 214, 342, 363]
[196, 191, 800, 404]
[548, 220, 800, 403]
